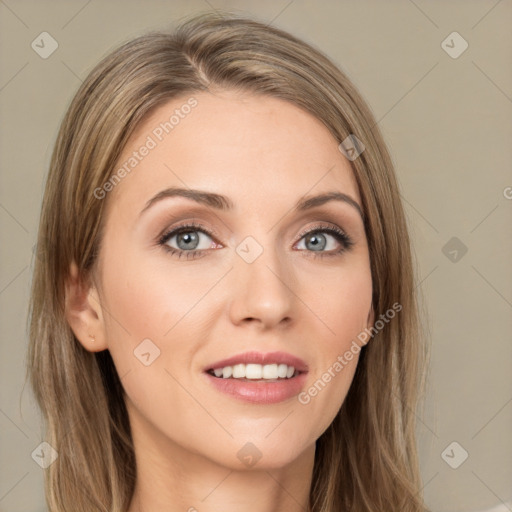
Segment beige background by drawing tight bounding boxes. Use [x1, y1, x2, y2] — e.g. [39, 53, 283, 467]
[1, 1, 511, 511]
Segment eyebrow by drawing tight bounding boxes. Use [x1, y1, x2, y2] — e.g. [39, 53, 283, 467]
[139, 187, 364, 221]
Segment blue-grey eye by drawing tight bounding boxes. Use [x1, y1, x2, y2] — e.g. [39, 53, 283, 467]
[297, 231, 340, 252]
[165, 229, 213, 251]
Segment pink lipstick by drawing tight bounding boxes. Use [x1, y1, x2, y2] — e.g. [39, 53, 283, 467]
[203, 351, 308, 404]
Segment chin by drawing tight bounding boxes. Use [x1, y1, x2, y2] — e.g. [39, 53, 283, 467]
[217, 435, 314, 471]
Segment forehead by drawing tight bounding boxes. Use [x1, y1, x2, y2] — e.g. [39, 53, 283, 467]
[107, 89, 361, 215]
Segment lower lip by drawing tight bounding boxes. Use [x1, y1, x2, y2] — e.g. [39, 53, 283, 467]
[204, 372, 308, 404]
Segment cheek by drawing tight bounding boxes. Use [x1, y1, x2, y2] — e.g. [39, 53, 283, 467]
[97, 250, 214, 445]
[99, 248, 218, 347]
[295, 262, 371, 433]
[309, 260, 372, 347]
[98, 246, 225, 408]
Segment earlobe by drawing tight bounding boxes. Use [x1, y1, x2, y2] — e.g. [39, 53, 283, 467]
[64, 261, 107, 352]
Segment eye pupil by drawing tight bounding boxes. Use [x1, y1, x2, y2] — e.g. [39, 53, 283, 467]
[306, 233, 326, 251]
[177, 231, 199, 250]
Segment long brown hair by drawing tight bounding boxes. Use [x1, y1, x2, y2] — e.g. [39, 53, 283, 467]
[27, 11, 430, 511]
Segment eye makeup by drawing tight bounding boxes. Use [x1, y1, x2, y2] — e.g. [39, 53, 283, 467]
[156, 220, 355, 260]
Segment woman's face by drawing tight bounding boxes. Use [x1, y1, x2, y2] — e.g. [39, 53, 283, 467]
[92, 89, 373, 470]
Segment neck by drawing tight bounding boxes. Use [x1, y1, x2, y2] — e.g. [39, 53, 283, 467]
[126, 407, 315, 512]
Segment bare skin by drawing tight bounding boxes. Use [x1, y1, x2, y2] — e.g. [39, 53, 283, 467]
[65, 89, 374, 512]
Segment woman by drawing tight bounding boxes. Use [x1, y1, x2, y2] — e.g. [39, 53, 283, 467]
[27, 11, 430, 512]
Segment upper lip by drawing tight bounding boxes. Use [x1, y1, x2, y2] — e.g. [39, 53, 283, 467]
[205, 351, 309, 373]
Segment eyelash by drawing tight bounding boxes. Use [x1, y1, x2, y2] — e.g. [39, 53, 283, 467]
[157, 221, 354, 260]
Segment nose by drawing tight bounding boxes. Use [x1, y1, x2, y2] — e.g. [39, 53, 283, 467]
[228, 243, 295, 330]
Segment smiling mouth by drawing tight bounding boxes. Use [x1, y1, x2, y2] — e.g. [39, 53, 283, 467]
[206, 363, 300, 381]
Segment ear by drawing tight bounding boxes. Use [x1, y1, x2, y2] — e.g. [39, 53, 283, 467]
[64, 261, 108, 352]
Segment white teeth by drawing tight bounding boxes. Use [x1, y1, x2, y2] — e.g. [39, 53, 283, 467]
[245, 364, 262, 379]
[232, 364, 245, 378]
[210, 363, 297, 379]
[262, 363, 278, 379]
[277, 364, 288, 378]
